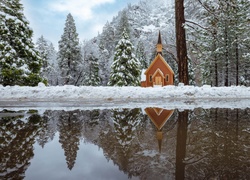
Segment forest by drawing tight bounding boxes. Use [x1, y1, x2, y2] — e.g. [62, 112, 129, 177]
[0, 0, 249, 87]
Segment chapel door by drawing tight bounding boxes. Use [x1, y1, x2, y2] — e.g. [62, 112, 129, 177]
[155, 76, 162, 85]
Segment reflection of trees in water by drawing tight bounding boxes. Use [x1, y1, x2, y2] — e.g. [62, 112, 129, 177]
[36, 115, 49, 148]
[175, 110, 188, 180]
[184, 108, 250, 180]
[112, 108, 142, 153]
[0, 112, 45, 179]
[100, 108, 178, 180]
[1, 108, 249, 179]
[57, 110, 83, 170]
[111, 108, 143, 177]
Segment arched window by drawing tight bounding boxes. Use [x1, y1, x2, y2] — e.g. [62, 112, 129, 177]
[166, 74, 169, 82]
[149, 75, 152, 82]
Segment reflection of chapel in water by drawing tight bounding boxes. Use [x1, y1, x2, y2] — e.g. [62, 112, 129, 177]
[144, 107, 174, 153]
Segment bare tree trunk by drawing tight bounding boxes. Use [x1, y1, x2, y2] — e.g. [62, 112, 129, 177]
[213, 37, 218, 87]
[235, 38, 239, 86]
[175, 0, 189, 85]
[225, 25, 229, 87]
[224, 2, 229, 87]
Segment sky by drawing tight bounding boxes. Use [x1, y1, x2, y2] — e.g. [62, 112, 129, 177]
[21, 0, 141, 48]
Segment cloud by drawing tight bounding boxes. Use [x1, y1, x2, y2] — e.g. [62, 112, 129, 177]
[21, 0, 140, 48]
[49, 0, 115, 20]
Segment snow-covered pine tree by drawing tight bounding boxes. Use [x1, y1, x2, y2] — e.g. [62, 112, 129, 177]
[47, 42, 59, 85]
[188, 59, 195, 85]
[57, 13, 82, 85]
[36, 36, 58, 85]
[116, 9, 131, 40]
[36, 36, 49, 69]
[84, 53, 101, 86]
[186, 0, 250, 86]
[136, 40, 148, 69]
[108, 30, 141, 86]
[235, 0, 250, 86]
[98, 43, 110, 85]
[99, 21, 115, 53]
[0, 0, 44, 86]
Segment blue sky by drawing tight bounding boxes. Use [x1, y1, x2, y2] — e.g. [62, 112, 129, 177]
[21, 0, 141, 48]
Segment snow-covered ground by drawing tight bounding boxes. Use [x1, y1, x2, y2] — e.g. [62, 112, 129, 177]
[0, 83, 249, 110]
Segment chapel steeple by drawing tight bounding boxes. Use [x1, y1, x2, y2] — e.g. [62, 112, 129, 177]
[156, 31, 163, 55]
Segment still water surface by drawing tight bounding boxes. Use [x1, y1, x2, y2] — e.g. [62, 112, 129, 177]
[0, 108, 249, 180]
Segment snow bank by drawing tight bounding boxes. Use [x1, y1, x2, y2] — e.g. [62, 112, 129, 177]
[1, 84, 249, 100]
[0, 84, 249, 110]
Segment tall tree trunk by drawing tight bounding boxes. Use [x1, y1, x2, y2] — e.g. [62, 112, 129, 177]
[175, 0, 189, 85]
[212, 31, 218, 86]
[224, 25, 229, 87]
[224, 2, 229, 87]
[215, 58, 218, 86]
[235, 37, 239, 86]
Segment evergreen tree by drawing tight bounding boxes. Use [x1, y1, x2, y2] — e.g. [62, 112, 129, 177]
[57, 13, 82, 85]
[108, 30, 141, 86]
[186, 0, 250, 86]
[84, 53, 101, 86]
[99, 21, 115, 53]
[0, 0, 44, 86]
[235, 0, 250, 86]
[136, 40, 148, 69]
[188, 59, 195, 85]
[47, 43, 59, 85]
[36, 36, 49, 69]
[98, 44, 110, 85]
[116, 10, 131, 40]
[36, 36, 58, 85]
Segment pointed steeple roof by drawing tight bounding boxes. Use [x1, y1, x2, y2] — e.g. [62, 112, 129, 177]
[158, 31, 162, 44]
[156, 31, 163, 55]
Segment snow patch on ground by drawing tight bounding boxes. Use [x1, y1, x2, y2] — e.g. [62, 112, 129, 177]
[0, 84, 249, 110]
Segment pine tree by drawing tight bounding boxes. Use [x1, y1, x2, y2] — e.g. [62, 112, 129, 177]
[57, 13, 82, 85]
[100, 21, 115, 53]
[235, 0, 250, 86]
[136, 40, 148, 69]
[186, 0, 250, 86]
[47, 43, 59, 85]
[84, 53, 101, 86]
[108, 30, 141, 86]
[98, 44, 110, 85]
[188, 59, 195, 85]
[116, 10, 131, 40]
[0, 0, 44, 86]
[36, 36, 58, 85]
[36, 36, 49, 69]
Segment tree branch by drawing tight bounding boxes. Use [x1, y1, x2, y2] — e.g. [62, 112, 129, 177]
[196, 0, 219, 19]
[185, 20, 212, 32]
[163, 47, 178, 64]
